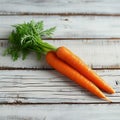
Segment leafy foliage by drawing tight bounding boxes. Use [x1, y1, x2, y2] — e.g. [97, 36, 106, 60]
[4, 20, 56, 60]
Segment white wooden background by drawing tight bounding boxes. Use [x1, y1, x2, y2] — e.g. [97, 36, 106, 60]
[0, 0, 120, 119]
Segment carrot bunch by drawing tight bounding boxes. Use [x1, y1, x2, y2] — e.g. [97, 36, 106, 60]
[4, 21, 115, 102]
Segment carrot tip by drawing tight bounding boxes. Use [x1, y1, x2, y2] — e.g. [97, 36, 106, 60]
[111, 89, 115, 94]
[102, 97, 112, 103]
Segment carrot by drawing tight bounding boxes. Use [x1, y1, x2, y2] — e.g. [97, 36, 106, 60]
[4, 20, 113, 101]
[56, 46, 115, 94]
[46, 51, 111, 101]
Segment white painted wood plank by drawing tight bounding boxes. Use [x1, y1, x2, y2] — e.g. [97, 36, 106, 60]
[0, 104, 120, 120]
[0, 0, 120, 15]
[0, 39, 120, 69]
[1, 16, 120, 38]
[0, 70, 119, 103]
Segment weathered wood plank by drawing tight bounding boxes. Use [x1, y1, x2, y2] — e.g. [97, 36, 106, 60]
[0, 39, 120, 69]
[1, 15, 120, 39]
[0, 70, 119, 103]
[0, 0, 120, 15]
[0, 104, 120, 120]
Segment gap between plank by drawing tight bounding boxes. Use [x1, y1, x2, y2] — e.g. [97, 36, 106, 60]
[1, 38, 120, 41]
[0, 102, 119, 105]
[0, 67, 120, 70]
[1, 12, 120, 17]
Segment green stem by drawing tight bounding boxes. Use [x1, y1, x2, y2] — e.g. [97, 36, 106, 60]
[37, 40, 57, 54]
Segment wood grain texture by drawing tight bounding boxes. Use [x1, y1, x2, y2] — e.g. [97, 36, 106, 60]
[0, 70, 119, 103]
[1, 15, 120, 39]
[0, 0, 120, 119]
[0, 39, 120, 69]
[0, 104, 120, 120]
[0, 0, 120, 15]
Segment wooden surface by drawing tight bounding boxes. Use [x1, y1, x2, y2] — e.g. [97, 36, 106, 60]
[0, 0, 120, 119]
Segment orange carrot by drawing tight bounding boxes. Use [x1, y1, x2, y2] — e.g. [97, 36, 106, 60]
[46, 51, 111, 101]
[5, 21, 113, 101]
[56, 46, 115, 94]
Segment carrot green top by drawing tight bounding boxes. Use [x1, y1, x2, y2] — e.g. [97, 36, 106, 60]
[4, 21, 57, 60]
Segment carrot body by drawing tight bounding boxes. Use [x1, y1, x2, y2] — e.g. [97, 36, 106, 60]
[56, 46, 115, 94]
[46, 51, 108, 100]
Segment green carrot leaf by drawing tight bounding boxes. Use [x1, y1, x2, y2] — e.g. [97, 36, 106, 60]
[4, 20, 57, 60]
